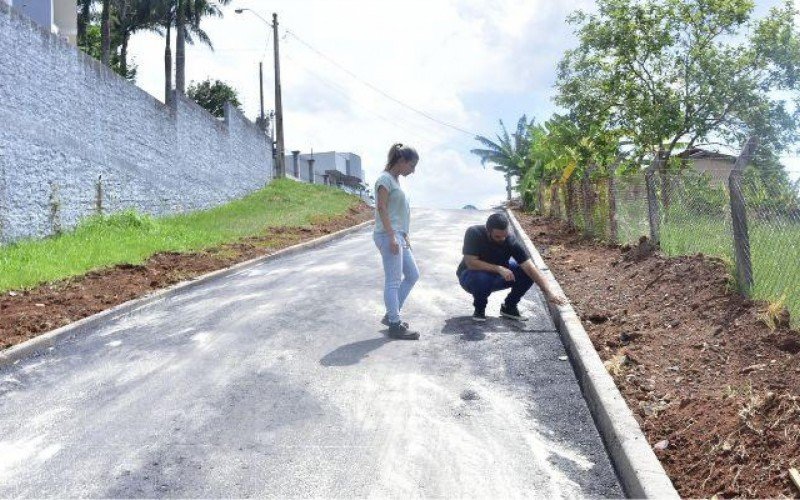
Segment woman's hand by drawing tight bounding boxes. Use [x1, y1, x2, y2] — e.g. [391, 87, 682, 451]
[390, 235, 400, 255]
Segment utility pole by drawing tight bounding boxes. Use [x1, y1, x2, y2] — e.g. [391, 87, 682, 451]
[256, 62, 267, 132]
[259, 62, 265, 124]
[273, 13, 285, 178]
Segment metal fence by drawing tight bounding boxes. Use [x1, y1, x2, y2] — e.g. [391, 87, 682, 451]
[534, 141, 800, 328]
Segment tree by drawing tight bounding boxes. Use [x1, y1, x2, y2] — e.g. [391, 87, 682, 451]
[142, 0, 227, 103]
[77, 0, 94, 47]
[186, 78, 242, 117]
[113, 0, 160, 77]
[471, 116, 536, 203]
[100, 0, 110, 65]
[175, 0, 232, 95]
[80, 22, 137, 81]
[471, 115, 535, 177]
[556, 0, 800, 168]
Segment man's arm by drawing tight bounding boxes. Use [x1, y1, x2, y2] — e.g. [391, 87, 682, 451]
[520, 259, 566, 305]
[464, 255, 515, 281]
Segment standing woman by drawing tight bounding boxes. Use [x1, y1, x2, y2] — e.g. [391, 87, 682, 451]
[374, 143, 420, 340]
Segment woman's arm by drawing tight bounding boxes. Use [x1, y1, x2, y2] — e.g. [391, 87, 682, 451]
[376, 185, 400, 255]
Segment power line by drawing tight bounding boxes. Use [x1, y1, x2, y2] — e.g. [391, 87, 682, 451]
[282, 51, 464, 151]
[282, 27, 480, 140]
[281, 46, 480, 153]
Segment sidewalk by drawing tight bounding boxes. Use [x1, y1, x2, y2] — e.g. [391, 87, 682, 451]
[0, 208, 621, 498]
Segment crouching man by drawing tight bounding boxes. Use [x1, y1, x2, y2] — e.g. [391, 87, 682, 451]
[457, 213, 565, 321]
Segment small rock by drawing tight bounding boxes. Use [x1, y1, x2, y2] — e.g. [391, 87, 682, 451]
[558, 355, 568, 361]
[654, 440, 669, 451]
[740, 363, 767, 374]
[8, 291, 18, 297]
[35, 303, 45, 308]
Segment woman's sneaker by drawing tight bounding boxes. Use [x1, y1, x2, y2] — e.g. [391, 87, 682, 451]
[472, 307, 487, 322]
[500, 303, 527, 321]
[388, 322, 420, 340]
[381, 314, 408, 328]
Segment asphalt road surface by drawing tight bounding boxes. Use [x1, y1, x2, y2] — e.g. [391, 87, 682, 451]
[0, 209, 622, 498]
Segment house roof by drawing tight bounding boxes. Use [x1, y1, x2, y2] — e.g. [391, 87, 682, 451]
[324, 169, 363, 186]
[676, 147, 736, 163]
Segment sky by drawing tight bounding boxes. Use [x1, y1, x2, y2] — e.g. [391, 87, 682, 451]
[127, 0, 800, 209]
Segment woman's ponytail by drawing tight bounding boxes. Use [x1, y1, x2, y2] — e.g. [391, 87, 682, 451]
[385, 143, 419, 170]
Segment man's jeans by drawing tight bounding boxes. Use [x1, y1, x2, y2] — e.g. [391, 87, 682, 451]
[458, 260, 533, 310]
[373, 231, 419, 325]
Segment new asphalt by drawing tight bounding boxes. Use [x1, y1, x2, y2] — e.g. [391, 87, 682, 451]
[0, 208, 622, 498]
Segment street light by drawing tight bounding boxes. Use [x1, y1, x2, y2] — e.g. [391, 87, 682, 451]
[235, 8, 285, 179]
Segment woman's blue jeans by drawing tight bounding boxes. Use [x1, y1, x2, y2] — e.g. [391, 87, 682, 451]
[373, 231, 419, 325]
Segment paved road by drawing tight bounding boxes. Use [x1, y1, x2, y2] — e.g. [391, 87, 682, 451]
[0, 209, 622, 498]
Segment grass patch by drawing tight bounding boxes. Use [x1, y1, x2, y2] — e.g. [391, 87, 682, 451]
[615, 204, 800, 328]
[0, 179, 363, 292]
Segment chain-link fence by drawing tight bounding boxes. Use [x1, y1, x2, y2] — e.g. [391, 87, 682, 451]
[535, 159, 800, 328]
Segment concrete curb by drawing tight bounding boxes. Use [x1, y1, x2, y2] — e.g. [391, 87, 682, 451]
[506, 209, 679, 500]
[0, 220, 374, 368]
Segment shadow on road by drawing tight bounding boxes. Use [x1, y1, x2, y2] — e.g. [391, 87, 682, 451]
[442, 316, 526, 341]
[320, 336, 393, 367]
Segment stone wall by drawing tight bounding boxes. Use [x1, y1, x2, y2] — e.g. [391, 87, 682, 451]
[0, 3, 273, 242]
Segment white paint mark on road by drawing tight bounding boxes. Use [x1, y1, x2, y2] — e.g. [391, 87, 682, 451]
[0, 436, 62, 480]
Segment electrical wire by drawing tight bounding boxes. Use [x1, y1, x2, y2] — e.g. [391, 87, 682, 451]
[282, 27, 480, 140]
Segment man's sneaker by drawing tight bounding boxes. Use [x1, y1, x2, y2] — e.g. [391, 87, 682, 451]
[388, 322, 420, 340]
[381, 314, 408, 328]
[472, 307, 487, 322]
[500, 303, 528, 321]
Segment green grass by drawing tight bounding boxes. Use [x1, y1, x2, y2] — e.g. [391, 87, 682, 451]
[615, 204, 800, 328]
[0, 179, 363, 292]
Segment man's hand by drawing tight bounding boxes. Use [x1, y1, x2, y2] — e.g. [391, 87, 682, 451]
[403, 234, 411, 250]
[546, 292, 567, 306]
[497, 266, 515, 282]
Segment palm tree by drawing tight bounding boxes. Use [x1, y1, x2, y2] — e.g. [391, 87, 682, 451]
[144, 0, 227, 103]
[470, 115, 536, 201]
[77, 0, 94, 47]
[100, 0, 110, 65]
[113, 0, 160, 77]
[175, 0, 232, 95]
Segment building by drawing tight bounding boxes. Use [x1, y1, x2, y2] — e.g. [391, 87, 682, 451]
[10, 0, 77, 44]
[676, 147, 737, 185]
[285, 151, 363, 186]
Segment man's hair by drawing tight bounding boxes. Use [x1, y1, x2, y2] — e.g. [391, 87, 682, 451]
[486, 213, 509, 231]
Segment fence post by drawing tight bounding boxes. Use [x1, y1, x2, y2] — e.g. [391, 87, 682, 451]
[537, 180, 545, 215]
[565, 179, 573, 228]
[549, 183, 560, 218]
[49, 182, 62, 236]
[608, 168, 618, 243]
[95, 175, 103, 215]
[581, 164, 596, 237]
[645, 158, 661, 246]
[729, 136, 758, 294]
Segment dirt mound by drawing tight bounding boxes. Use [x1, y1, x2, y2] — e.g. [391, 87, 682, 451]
[517, 212, 800, 498]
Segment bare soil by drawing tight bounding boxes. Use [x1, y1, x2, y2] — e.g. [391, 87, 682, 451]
[1, 205, 371, 351]
[516, 212, 800, 499]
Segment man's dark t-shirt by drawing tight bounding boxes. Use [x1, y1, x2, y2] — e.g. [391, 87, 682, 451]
[456, 225, 531, 277]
